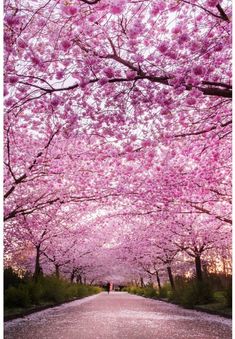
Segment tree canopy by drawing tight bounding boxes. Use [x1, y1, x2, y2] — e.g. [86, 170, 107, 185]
[4, 0, 232, 284]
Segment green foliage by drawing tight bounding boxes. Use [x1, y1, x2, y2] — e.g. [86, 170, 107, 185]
[223, 283, 232, 307]
[125, 285, 158, 298]
[5, 285, 31, 308]
[27, 281, 44, 305]
[142, 286, 158, 298]
[159, 284, 171, 298]
[4, 275, 102, 311]
[40, 276, 68, 303]
[123, 286, 141, 295]
[125, 274, 231, 310]
[4, 267, 22, 290]
[204, 273, 232, 291]
[169, 279, 214, 307]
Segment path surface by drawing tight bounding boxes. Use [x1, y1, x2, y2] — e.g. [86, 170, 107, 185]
[4, 292, 232, 339]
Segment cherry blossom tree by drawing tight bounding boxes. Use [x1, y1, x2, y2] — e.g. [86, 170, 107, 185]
[4, 0, 232, 285]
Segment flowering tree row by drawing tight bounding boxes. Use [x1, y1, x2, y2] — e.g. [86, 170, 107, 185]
[4, 0, 231, 284]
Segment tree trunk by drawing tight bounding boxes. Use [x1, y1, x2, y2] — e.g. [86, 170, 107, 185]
[33, 245, 42, 281]
[140, 277, 144, 287]
[55, 264, 60, 279]
[167, 266, 175, 290]
[77, 274, 82, 284]
[195, 255, 203, 281]
[70, 269, 75, 283]
[156, 270, 161, 290]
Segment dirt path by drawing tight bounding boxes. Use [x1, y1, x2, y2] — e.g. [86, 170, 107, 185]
[4, 292, 232, 339]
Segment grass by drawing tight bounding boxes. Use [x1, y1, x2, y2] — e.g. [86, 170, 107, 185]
[125, 277, 232, 318]
[4, 302, 53, 317]
[4, 275, 103, 320]
[195, 303, 232, 317]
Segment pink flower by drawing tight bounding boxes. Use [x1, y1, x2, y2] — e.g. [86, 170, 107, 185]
[133, 54, 144, 63]
[158, 1, 166, 10]
[110, 4, 124, 15]
[178, 33, 189, 45]
[214, 43, 223, 52]
[68, 6, 78, 16]
[160, 108, 170, 115]
[56, 70, 64, 80]
[4, 87, 8, 96]
[130, 135, 137, 142]
[151, 4, 160, 16]
[61, 40, 71, 52]
[171, 26, 182, 34]
[193, 65, 205, 76]
[158, 42, 168, 54]
[127, 153, 135, 161]
[148, 150, 155, 159]
[31, 56, 41, 65]
[186, 97, 197, 105]
[9, 75, 18, 84]
[142, 139, 152, 147]
[207, 0, 219, 7]
[103, 67, 115, 78]
[125, 145, 133, 153]
[51, 97, 60, 106]
[18, 39, 27, 49]
[5, 15, 20, 26]
[126, 70, 136, 80]
[5, 98, 15, 106]
[99, 78, 108, 86]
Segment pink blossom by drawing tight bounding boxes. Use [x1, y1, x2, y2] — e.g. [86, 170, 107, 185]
[130, 135, 137, 142]
[18, 39, 27, 49]
[38, 18, 46, 26]
[193, 65, 205, 76]
[31, 56, 41, 65]
[171, 26, 182, 34]
[158, 1, 166, 10]
[126, 70, 136, 80]
[125, 145, 133, 153]
[103, 67, 115, 78]
[133, 54, 144, 63]
[5, 15, 20, 26]
[151, 4, 160, 16]
[51, 97, 60, 106]
[61, 40, 71, 52]
[126, 153, 135, 161]
[147, 150, 155, 159]
[4, 87, 8, 96]
[214, 43, 223, 52]
[142, 139, 152, 147]
[207, 0, 219, 7]
[178, 33, 190, 45]
[158, 42, 169, 54]
[98, 78, 108, 86]
[110, 4, 125, 15]
[9, 75, 18, 84]
[186, 97, 197, 105]
[56, 71, 64, 80]
[5, 98, 15, 106]
[68, 6, 78, 16]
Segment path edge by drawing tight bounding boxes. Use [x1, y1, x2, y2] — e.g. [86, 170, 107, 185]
[4, 292, 102, 322]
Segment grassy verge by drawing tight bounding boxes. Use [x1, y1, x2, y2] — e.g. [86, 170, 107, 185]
[124, 280, 232, 318]
[4, 276, 102, 321]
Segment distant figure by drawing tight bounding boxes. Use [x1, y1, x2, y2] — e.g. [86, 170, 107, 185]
[107, 282, 111, 294]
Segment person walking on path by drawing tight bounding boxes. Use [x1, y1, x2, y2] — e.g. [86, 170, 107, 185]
[107, 282, 111, 294]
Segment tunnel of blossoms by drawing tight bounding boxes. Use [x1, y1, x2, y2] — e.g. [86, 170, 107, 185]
[4, 0, 232, 286]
